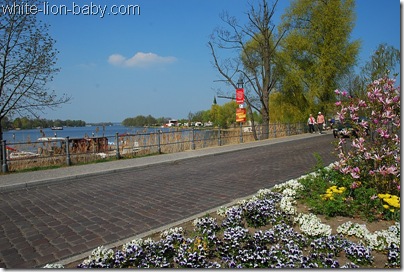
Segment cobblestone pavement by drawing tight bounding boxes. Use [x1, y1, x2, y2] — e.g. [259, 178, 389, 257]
[0, 134, 338, 268]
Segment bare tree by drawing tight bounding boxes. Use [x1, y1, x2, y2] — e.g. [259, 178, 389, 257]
[208, 0, 287, 139]
[0, 0, 71, 143]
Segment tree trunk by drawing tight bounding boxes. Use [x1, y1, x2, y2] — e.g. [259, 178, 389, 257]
[0, 121, 3, 170]
[261, 111, 270, 139]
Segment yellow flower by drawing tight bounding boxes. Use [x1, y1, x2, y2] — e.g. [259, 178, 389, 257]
[321, 185, 347, 201]
[390, 209, 395, 213]
[384, 198, 400, 208]
[383, 204, 390, 209]
[378, 193, 388, 199]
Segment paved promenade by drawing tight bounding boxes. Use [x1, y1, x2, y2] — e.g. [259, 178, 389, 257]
[0, 133, 338, 268]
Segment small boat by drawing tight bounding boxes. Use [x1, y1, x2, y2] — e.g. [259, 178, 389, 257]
[6, 147, 40, 160]
[51, 126, 63, 130]
[9, 151, 40, 160]
[37, 137, 66, 142]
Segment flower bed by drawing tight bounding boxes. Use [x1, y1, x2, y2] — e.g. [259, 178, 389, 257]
[44, 164, 400, 269]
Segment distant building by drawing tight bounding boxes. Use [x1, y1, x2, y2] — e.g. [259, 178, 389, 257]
[165, 119, 178, 127]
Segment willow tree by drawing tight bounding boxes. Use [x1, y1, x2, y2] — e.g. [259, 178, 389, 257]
[208, 0, 287, 140]
[0, 0, 70, 142]
[276, 0, 360, 120]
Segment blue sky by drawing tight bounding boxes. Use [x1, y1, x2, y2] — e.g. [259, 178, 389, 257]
[38, 0, 400, 123]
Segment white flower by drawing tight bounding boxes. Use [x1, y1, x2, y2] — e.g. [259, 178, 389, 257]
[282, 188, 297, 197]
[160, 227, 183, 238]
[256, 188, 272, 197]
[80, 246, 114, 267]
[43, 263, 64, 268]
[122, 238, 147, 251]
[279, 196, 296, 215]
[294, 213, 332, 236]
[337, 221, 400, 250]
[216, 206, 227, 217]
[272, 179, 304, 192]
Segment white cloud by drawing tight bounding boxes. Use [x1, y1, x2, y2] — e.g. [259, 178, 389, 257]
[108, 52, 177, 67]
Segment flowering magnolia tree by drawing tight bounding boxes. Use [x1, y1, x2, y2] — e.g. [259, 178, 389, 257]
[333, 77, 400, 195]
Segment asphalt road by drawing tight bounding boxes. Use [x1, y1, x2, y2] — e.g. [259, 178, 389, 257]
[0, 133, 338, 268]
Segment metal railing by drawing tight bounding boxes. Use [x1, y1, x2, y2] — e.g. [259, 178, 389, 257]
[1, 123, 307, 173]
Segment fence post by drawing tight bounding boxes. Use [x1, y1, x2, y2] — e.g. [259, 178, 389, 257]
[287, 123, 291, 136]
[274, 124, 277, 138]
[239, 123, 243, 143]
[65, 137, 71, 166]
[218, 126, 221, 146]
[2, 140, 8, 173]
[191, 128, 195, 150]
[157, 130, 162, 154]
[115, 132, 120, 159]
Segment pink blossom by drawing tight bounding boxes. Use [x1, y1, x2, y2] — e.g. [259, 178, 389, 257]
[386, 166, 398, 175]
[376, 166, 396, 177]
[378, 129, 390, 139]
[349, 167, 360, 179]
[358, 100, 367, 107]
[352, 138, 366, 152]
[372, 154, 382, 161]
[359, 120, 368, 129]
[382, 110, 394, 119]
[348, 105, 359, 112]
[341, 167, 351, 175]
[370, 195, 378, 200]
[364, 152, 372, 160]
[334, 77, 400, 190]
[383, 97, 393, 105]
[350, 181, 361, 189]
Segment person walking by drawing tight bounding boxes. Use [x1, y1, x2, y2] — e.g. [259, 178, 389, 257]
[307, 114, 316, 133]
[317, 112, 325, 134]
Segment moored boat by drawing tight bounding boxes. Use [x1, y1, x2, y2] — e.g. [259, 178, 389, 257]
[51, 126, 63, 130]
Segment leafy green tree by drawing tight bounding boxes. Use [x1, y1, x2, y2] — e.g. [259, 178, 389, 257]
[210, 104, 221, 126]
[13, 118, 22, 129]
[218, 101, 239, 128]
[276, 0, 360, 120]
[209, 0, 287, 139]
[0, 116, 11, 130]
[145, 115, 157, 126]
[122, 115, 157, 127]
[269, 91, 304, 123]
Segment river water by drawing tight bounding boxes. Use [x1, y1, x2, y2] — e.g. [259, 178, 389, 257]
[2, 124, 167, 144]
